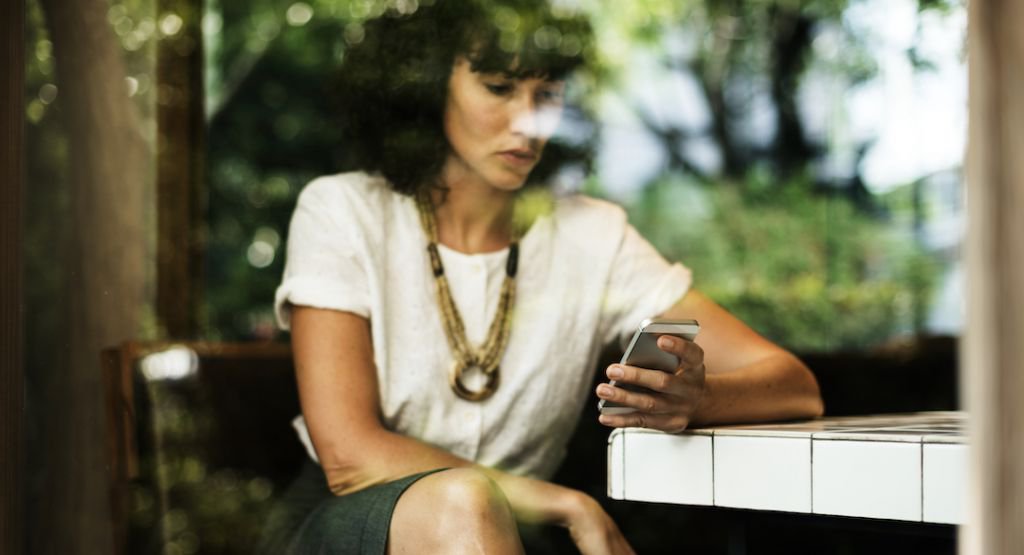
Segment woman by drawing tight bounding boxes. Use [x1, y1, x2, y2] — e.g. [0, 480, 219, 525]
[266, 1, 824, 553]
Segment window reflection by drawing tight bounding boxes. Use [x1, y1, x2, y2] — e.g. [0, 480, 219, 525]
[200, 0, 965, 349]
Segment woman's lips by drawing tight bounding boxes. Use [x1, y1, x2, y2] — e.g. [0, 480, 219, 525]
[498, 150, 538, 167]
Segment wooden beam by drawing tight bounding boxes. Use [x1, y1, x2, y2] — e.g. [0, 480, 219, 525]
[0, 0, 25, 552]
[36, 0, 148, 550]
[156, 0, 206, 338]
[963, 0, 1024, 552]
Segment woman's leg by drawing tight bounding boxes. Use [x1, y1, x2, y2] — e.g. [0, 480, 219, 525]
[388, 467, 524, 554]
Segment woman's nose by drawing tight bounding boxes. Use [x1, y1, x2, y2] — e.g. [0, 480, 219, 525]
[509, 106, 539, 138]
[509, 101, 559, 140]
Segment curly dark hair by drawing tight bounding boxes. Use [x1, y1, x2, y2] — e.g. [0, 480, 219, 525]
[331, 0, 594, 196]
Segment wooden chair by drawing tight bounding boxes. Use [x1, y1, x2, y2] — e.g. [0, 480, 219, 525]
[101, 341, 305, 555]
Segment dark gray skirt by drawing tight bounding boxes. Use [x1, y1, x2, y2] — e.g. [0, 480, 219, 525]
[259, 461, 448, 555]
[260, 461, 574, 554]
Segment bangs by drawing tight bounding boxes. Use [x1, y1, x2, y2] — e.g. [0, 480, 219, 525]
[458, 3, 590, 80]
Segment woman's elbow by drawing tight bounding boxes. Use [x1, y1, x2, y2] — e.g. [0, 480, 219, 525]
[793, 356, 825, 418]
[803, 390, 826, 418]
[316, 430, 389, 496]
[321, 458, 375, 496]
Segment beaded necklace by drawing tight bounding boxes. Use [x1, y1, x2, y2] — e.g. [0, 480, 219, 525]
[414, 189, 519, 401]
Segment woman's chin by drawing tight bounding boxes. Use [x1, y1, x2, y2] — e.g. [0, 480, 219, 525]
[490, 169, 534, 191]
[495, 180, 528, 192]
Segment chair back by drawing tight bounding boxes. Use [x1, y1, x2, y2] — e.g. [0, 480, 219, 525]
[102, 341, 304, 555]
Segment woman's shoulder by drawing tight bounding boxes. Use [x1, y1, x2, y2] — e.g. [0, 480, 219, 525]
[550, 193, 628, 235]
[537, 193, 630, 261]
[295, 171, 406, 222]
[299, 171, 394, 205]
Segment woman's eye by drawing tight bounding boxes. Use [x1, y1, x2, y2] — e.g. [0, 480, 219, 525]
[485, 82, 514, 96]
[537, 89, 564, 104]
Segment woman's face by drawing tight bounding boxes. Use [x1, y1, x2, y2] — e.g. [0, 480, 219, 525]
[442, 57, 566, 192]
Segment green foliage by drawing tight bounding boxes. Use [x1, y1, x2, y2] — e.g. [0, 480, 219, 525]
[196, 0, 955, 348]
[624, 170, 940, 350]
[129, 384, 277, 554]
[23, 0, 960, 347]
[204, 3, 350, 340]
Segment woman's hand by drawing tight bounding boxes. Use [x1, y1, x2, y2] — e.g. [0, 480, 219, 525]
[595, 335, 706, 433]
[564, 492, 636, 555]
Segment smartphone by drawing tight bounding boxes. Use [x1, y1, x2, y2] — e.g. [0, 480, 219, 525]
[598, 318, 701, 415]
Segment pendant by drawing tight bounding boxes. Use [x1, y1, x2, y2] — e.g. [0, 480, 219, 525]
[449, 359, 500, 401]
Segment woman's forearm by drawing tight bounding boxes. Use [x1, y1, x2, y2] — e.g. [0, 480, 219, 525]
[691, 352, 824, 426]
[319, 428, 581, 526]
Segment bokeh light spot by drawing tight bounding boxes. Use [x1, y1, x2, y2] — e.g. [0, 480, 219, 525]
[344, 22, 365, 45]
[286, 2, 314, 26]
[26, 100, 45, 123]
[140, 347, 199, 381]
[247, 478, 273, 501]
[107, 3, 127, 25]
[247, 240, 276, 268]
[35, 40, 52, 62]
[533, 25, 562, 50]
[394, 0, 419, 15]
[164, 509, 189, 535]
[559, 34, 582, 57]
[264, 177, 291, 200]
[38, 84, 58, 105]
[160, 13, 184, 37]
[494, 7, 520, 32]
[254, 226, 281, 249]
[499, 31, 520, 53]
[114, 16, 134, 37]
[136, 17, 156, 40]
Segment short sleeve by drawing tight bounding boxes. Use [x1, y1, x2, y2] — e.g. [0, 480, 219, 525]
[274, 178, 372, 330]
[600, 224, 692, 347]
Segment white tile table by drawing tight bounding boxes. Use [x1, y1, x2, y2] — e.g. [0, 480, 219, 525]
[607, 411, 966, 524]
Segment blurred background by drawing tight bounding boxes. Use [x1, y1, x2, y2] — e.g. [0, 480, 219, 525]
[22, 0, 966, 553]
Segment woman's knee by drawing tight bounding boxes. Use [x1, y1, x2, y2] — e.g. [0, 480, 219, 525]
[390, 467, 521, 552]
[410, 467, 512, 518]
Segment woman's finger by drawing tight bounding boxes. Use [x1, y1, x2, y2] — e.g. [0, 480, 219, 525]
[595, 383, 668, 413]
[657, 335, 705, 370]
[606, 364, 677, 394]
[597, 410, 690, 433]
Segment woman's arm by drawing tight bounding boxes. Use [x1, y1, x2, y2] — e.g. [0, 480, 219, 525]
[596, 289, 824, 431]
[290, 305, 596, 527]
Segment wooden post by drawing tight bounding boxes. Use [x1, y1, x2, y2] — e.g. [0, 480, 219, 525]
[36, 0, 148, 550]
[156, 0, 206, 338]
[963, 0, 1024, 553]
[1, 1, 25, 553]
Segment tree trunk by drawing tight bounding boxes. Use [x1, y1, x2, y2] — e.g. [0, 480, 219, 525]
[36, 0, 147, 551]
[769, 6, 813, 179]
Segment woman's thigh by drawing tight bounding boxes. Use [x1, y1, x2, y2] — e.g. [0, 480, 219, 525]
[286, 467, 445, 555]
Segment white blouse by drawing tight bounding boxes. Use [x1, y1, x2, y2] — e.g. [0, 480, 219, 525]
[274, 172, 691, 480]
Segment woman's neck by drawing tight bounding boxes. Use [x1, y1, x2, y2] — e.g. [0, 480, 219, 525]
[431, 168, 516, 255]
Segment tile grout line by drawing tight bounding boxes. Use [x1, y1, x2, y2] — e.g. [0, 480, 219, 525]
[607, 433, 614, 498]
[621, 431, 626, 499]
[810, 437, 814, 514]
[921, 442, 929, 524]
[711, 433, 716, 507]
